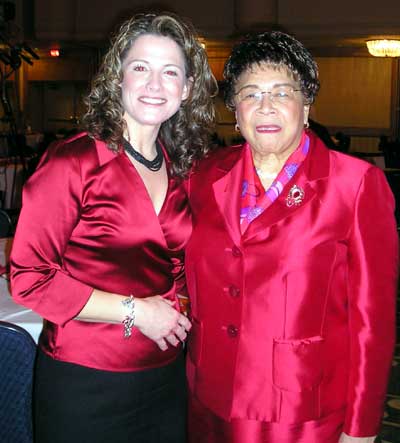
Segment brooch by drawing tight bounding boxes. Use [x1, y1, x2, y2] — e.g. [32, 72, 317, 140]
[286, 184, 304, 207]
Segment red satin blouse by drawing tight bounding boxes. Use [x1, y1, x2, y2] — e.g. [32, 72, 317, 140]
[10, 132, 191, 372]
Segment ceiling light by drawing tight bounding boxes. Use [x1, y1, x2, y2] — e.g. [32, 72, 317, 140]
[366, 39, 400, 57]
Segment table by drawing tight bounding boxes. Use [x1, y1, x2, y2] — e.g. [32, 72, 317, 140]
[0, 237, 43, 343]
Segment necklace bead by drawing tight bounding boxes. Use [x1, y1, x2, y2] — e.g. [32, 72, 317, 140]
[122, 138, 164, 172]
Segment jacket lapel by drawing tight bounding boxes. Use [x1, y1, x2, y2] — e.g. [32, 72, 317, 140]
[242, 132, 331, 242]
[212, 146, 244, 245]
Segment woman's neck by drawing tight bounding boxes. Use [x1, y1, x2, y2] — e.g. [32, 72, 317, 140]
[124, 126, 160, 158]
[253, 153, 286, 178]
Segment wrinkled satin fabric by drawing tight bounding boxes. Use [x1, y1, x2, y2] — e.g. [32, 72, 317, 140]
[189, 395, 344, 443]
[10, 133, 191, 371]
[186, 131, 398, 440]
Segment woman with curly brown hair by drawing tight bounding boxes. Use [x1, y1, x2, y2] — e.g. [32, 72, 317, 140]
[10, 12, 217, 443]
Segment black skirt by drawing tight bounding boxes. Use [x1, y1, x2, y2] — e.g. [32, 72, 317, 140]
[34, 349, 187, 443]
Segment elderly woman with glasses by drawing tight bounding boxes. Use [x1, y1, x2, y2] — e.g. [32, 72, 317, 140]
[185, 31, 398, 443]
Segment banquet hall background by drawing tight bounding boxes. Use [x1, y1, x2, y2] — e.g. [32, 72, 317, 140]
[0, 1, 399, 441]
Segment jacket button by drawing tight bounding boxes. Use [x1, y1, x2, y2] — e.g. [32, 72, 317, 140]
[229, 285, 240, 297]
[231, 246, 242, 257]
[227, 324, 239, 338]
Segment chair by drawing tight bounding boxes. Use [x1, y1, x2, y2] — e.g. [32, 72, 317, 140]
[0, 209, 13, 237]
[0, 321, 36, 443]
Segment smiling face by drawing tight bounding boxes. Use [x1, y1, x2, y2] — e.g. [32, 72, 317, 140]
[121, 34, 191, 135]
[234, 63, 310, 165]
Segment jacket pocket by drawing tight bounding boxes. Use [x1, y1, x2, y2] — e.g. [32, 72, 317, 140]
[188, 317, 203, 366]
[273, 335, 324, 392]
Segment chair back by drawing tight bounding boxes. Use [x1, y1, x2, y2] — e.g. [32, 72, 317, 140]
[0, 321, 36, 443]
[0, 209, 12, 238]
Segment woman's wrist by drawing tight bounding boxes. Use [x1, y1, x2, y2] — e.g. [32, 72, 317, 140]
[129, 297, 146, 330]
[121, 295, 135, 338]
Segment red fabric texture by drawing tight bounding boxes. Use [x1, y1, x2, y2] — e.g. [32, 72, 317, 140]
[10, 132, 191, 371]
[185, 131, 398, 439]
[188, 394, 345, 443]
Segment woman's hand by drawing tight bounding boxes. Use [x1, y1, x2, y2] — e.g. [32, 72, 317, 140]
[76, 290, 191, 350]
[134, 295, 192, 351]
[339, 432, 376, 443]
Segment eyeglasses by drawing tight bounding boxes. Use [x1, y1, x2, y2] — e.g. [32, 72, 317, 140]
[234, 85, 301, 106]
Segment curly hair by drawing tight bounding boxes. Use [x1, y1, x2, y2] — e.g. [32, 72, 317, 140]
[83, 12, 218, 178]
[223, 31, 320, 111]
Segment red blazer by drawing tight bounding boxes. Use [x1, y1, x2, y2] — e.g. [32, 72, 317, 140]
[185, 132, 398, 436]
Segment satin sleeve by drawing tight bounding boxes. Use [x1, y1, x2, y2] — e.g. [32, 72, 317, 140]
[344, 166, 398, 436]
[10, 143, 93, 326]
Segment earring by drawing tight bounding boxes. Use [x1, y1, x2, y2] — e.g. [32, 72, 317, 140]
[235, 123, 240, 132]
[304, 121, 309, 129]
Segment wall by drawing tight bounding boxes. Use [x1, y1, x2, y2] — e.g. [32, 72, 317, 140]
[33, 0, 400, 41]
[34, 0, 235, 40]
[279, 0, 400, 32]
[6, 0, 400, 142]
[313, 57, 394, 133]
[208, 53, 399, 147]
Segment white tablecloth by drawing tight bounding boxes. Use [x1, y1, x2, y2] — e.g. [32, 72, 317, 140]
[0, 237, 43, 343]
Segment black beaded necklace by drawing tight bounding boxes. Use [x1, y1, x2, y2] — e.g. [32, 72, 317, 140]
[122, 138, 164, 172]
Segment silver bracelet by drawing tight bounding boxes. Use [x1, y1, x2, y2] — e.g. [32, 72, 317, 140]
[121, 295, 135, 339]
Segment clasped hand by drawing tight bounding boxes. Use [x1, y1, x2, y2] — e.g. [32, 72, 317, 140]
[134, 295, 192, 351]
